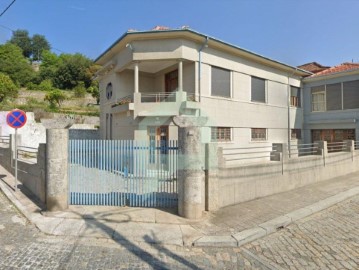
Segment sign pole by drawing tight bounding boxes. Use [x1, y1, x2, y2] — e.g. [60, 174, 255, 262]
[14, 128, 18, 191]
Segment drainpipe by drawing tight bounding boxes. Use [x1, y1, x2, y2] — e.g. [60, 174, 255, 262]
[198, 36, 209, 103]
[287, 67, 299, 158]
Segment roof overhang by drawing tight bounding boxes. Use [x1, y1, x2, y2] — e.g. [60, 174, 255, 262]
[303, 69, 359, 83]
[95, 29, 312, 77]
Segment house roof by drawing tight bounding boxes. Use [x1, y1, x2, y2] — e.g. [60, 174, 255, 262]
[309, 62, 359, 78]
[95, 26, 311, 77]
[297, 62, 330, 74]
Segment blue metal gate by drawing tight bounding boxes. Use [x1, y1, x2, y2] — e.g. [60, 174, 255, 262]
[68, 140, 178, 208]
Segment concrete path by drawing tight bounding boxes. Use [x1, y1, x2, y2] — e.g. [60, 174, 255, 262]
[0, 164, 358, 247]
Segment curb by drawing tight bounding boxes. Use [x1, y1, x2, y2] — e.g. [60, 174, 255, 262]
[193, 186, 359, 247]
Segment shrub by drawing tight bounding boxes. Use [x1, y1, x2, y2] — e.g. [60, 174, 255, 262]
[0, 73, 18, 102]
[44, 89, 66, 107]
[73, 81, 86, 98]
[38, 79, 54, 91]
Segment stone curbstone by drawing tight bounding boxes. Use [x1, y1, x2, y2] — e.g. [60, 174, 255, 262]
[259, 215, 292, 234]
[193, 235, 237, 247]
[232, 227, 267, 247]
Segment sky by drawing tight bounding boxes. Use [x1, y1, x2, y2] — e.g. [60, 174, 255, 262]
[0, 0, 358, 67]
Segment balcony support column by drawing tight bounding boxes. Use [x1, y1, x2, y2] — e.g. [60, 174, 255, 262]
[178, 60, 183, 92]
[134, 62, 139, 93]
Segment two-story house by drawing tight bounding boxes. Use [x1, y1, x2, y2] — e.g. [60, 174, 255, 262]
[95, 27, 310, 151]
[302, 63, 359, 146]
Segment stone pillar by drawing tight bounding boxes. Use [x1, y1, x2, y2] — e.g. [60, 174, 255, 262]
[178, 60, 183, 92]
[173, 116, 207, 219]
[134, 62, 139, 93]
[46, 129, 68, 211]
[344, 140, 354, 152]
[205, 143, 219, 211]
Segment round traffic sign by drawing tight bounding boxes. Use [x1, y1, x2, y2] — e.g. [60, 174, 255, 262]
[6, 109, 27, 129]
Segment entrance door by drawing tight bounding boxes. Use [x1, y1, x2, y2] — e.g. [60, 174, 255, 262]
[165, 70, 178, 93]
[148, 126, 169, 168]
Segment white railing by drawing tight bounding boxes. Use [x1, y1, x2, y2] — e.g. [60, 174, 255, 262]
[327, 141, 347, 153]
[354, 141, 359, 150]
[0, 136, 10, 145]
[222, 145, 275, 163]
[17, 146, 38, 164]
[289, 143, 319, 157]
[141, 92, 176, 103]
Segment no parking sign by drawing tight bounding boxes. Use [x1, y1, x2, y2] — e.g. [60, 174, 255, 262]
[6, 109, 27, 192]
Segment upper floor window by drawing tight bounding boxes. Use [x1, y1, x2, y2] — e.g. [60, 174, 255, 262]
[343, 80, 359, 109]
[251, 128, 267, 141]
[326, 83, 342, 111]
[106, 83, 113, 100]
[311, 85, 325, 112]
[211, 66, 231, 98]
[251, 76, 266, 103]
[290, 86, 301, 107]
[211, 127, 232, 142]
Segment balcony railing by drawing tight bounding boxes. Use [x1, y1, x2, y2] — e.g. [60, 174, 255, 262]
[141, 92, 176, 103]
[111, 95, 134, 108]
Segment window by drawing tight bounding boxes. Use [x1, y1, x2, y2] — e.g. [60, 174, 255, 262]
[311, 85, 325, 112]
[291, 129, 302, 140]
[211, 127, 231, 142]
[251, 128, 267, 141]
[343, 80, 359, 109]
[290, 86, 301, 107]
[251, 76, 266, 103]
[106, 83, 113, 100]
[211, 66, 231, 97]
[326, 83, 342, 111]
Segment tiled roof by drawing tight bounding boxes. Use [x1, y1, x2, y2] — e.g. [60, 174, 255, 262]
[297, 62, 330, 74]
[151, 25, 170, 31]
[310, 62, 359, 77]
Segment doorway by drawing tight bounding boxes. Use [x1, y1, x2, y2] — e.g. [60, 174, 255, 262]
[165, 69, 178, 93]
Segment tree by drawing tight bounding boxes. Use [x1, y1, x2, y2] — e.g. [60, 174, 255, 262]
[53, 53, 93, 89]
[0, 73, 18, 103]
[39, 50, 60, 82]
[0, 43, 35, 86]
[9, 29, 32, 58]
[44, 89, 66, 107]
[32, 34, 51, 61]
[73, 81, 86, 98]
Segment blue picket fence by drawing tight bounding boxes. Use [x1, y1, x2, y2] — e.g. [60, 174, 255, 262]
[68, 140, 178, 208]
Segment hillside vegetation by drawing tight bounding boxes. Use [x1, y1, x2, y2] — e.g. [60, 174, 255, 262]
[0, 29, 101, 115]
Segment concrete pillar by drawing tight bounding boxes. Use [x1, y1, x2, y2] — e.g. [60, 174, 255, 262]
[134, 62, 139, 93]
[173, 116, 207, 219]
[271, 143, 288, 162]
[46, 129, 68, 211]
[178, 60, 183, 92]
[204, 143, 219, 211]
[344, 140, 354, 152]
[315, 140, 327, 166]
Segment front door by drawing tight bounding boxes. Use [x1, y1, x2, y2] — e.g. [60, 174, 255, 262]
[165, 70, 178, 93]
[148, 126, 169, 168]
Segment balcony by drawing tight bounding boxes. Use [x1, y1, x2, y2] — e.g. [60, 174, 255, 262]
[110, 91, 198, 117]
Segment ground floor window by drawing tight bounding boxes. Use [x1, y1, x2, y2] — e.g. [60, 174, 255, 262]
[311, 129, 355, 143]
[211, 127, 232, 142]
[251, 128, 267, 141]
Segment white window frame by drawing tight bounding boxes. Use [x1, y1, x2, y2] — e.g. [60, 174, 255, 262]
[251, 128, 267, 141]
[211, 127, 232, 142]
[311, 91, 325, 112]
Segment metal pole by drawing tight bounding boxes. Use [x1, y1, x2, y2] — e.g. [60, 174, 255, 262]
[14, 128, 18, 191]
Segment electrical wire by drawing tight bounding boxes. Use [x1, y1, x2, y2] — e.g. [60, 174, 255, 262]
[0, 0, 16, 17]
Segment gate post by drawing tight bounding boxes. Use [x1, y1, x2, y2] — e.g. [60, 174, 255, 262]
[46, 129, 69, 211]
[173, 116, 207, 219]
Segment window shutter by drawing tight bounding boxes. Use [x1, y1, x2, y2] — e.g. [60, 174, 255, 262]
[326, 83, 341, 111]
[251, 77, 265, 102]
[211, 67, 230, 97]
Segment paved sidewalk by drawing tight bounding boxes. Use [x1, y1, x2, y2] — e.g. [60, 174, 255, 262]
[0, 164, 358, 247]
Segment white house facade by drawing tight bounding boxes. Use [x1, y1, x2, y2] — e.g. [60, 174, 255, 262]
[95, 27, 310, 152]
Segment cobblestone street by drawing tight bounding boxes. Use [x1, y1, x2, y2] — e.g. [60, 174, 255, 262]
[0, 190, 358, 269]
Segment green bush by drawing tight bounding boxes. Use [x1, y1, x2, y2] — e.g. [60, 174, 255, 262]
[44, 89, 66, 107]
[73, 81, 86, 98]
[38, 79, 54, 91]
[26, 82, 37, 90]
[0, 73, 18, 103]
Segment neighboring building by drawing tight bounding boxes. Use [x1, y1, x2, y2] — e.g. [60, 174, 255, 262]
[298, 62, 330, 75]
[95, 27, 310, 150]
[302, 62, 359, 146]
